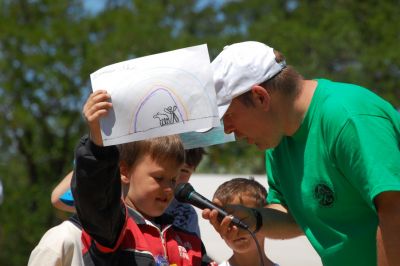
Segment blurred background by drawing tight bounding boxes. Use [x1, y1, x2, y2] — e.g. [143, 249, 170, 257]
[0, 0, 399, 264]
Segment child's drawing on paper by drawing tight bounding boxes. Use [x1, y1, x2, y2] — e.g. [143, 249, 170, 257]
[90, 44, 220, 146]
[133, 86, 187, 133]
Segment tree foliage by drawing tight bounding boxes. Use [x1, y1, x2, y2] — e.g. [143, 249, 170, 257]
[0, 0, 398, 264]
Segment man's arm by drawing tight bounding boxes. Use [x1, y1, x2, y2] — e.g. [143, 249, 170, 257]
[374, 191, 400, 266]
[262, 203, 303, 239]
[202, 202, 303, 243]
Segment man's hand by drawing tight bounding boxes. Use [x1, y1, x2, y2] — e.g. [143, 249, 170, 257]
[82, 90, 112, 146]
[203, 202, 303, 240]
[202, 204, 258, 242]
[375, 191, 400, 266]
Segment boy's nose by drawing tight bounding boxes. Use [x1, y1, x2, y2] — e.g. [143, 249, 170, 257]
[164, 181, 175, 192]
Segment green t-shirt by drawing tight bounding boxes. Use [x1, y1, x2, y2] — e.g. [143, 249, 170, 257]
[266, 79, 400, 266]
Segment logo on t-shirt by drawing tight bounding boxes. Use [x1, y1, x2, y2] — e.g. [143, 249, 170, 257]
[313, 183, 335, 207]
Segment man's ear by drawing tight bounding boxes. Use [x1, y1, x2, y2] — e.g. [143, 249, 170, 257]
[119, 161, 130, 184]
[251, 85, 271, 111]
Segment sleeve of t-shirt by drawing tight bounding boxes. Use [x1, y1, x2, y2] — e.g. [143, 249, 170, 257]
[59, 188, 74, 206]
[265, 150, 287, 206]
[333, 115, 400, 211]
[28, 247, 62, 266]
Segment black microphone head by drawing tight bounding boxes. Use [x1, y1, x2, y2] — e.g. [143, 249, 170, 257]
[174, 183, 194, 203]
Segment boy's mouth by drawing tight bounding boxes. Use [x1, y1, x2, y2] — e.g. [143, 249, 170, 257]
[156, 196, 169, 203]
[234, 236, 248, 243]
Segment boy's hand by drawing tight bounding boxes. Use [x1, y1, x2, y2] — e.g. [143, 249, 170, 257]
[82, 90, 112, 146]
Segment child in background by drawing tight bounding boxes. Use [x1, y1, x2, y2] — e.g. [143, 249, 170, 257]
[28, 215, 83, 266]
[165, 147, 206, 237]
[51, 170, 75, 212]
[72, 90, 215, 265]
[213, 178, 278, 266]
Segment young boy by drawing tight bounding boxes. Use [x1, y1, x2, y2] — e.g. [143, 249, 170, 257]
[30, 147, 205, 266]
[72, 90, 214, 265]
[213, 178, 278, 266]
[50, 147, 206, 236]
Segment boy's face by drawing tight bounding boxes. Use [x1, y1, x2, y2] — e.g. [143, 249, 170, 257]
[177, 163, 195, 184]
[214, 192, 264, 254]
[124, 154, 181, 219]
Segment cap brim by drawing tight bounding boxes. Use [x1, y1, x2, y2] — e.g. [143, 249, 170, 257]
[194, 103, 230, 133]
[195, 127, 213, 133]
[218, 103, 230, 119]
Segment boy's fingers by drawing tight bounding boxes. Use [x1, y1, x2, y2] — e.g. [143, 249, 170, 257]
[84, 91, 111, 109]
[83, 98, 112, 122]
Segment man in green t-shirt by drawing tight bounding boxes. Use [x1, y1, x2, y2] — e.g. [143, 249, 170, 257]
[202, 41, 400, 266]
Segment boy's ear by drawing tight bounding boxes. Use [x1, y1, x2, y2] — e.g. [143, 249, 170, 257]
[119, 161, 130, 184]
[251, 85, 271, 111]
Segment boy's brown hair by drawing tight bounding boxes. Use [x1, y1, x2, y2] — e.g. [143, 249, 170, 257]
[184, 147, 206, 168]
[213, 177, 267, 208]
[118, 135, 185, 169]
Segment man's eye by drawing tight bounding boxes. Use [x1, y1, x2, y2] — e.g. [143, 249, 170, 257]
[155, 176, 163, 181]
[224, 113, 232, 118]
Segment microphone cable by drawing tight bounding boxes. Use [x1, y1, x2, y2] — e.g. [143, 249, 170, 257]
[243, 227, 264, 266]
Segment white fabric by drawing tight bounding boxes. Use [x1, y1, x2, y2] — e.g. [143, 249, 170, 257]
[28, 220, 83, 266]
[211, 41, 286, 118]
[218, 261, 231, 266]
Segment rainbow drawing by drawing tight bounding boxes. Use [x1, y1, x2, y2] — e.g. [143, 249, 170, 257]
[129, 86, 189, 134]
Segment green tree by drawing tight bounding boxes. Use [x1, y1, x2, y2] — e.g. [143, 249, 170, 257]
[0, 1, 91, 264]
[0, 0, 223, 264]
[216, 0, 400, 105]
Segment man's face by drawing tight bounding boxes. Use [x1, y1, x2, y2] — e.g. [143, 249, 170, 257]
[222, 97, 282, 150]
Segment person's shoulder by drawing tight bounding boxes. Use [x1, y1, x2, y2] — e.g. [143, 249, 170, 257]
[312, 80, 360, 131]
[316, 79, 390, 116]
[31, 220, 81, 255]
[43, 220, 81, 243]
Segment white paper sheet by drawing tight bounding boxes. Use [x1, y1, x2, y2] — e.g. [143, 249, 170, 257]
[90, 44, 220, 146]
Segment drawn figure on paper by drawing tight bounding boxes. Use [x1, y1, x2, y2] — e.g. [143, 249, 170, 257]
[153, 105, 180, 126]
[153, 105, 179, 126]
[131, 87, 188, 134]
[165, 106, 180, 123]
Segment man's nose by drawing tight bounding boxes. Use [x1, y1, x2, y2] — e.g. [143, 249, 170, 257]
[223, 117, 234, 134]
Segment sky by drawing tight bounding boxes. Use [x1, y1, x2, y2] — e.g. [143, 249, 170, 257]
[83, 0, 106, 14]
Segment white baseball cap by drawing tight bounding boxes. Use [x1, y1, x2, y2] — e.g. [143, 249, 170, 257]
[211, 41, 286, 118]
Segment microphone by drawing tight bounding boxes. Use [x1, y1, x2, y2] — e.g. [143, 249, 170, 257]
[174, 183, 249, 230]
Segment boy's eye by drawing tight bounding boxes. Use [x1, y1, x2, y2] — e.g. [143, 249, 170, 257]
[154, 176, 163, 181]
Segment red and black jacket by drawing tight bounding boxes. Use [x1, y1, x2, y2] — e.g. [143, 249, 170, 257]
[72, 136, 215, 266]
